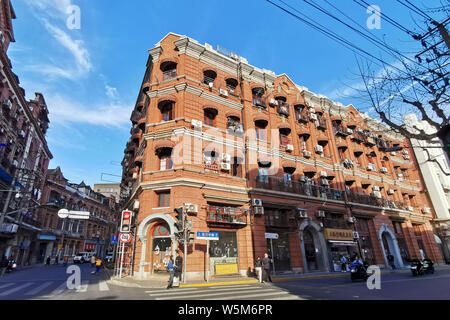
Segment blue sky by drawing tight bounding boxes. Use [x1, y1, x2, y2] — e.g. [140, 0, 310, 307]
[8, 0, 447, 186]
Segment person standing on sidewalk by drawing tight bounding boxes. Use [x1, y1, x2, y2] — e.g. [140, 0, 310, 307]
[167, 256, 175, 289]
[340, 255, 347, 272]
[175, 251, 183, 284]
[262, 253, 273, 283]
[387, 254, 395, 270]
[90, 255, 96, 267]
[0, 255, 8, 277]
[46, 256, 50, 266]
[95, 257, 102, 274]
[255, 256, 262, 283]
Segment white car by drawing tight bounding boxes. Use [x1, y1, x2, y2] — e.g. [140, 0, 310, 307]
[74, 252, 94, 264]
[105, 254, 114, 263]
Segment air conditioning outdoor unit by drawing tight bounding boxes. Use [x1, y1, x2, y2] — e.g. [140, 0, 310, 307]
[132, 172, 138, 179]
[346, 128, 353, 134]
[254, 207, 264, 215]
[404, 155, 410, 160]
[372, 191, 382, 198]
[303, 151, 312, 158]
[391, 152, 397, 156]
[353, 231, 360, 239]
[12, 160, 19, 167]
[219, 89, 228, 97]
[185, 203, 199, 214]
[269, 98, 278, 106]
[192, 119, 202, 130]
[133, 200, 140, 210]
[309, 108, 315, 113]
[221, 153, 231, 162]
[299, 176, 308, 183]
[317, 210, 326, 218]
[397, 173, 403, 178]
[310, 113, 318, 120]
[348, 217, 356, 223]
[220, 162, 231, 171]
[252, 199, 263, 206]
[356, 128, 363, 133]
[208, 82, 213, 89]
[407, 206, 414, 212]
[321, 179, 329, 186]
[422, 207, 431, 214]
[19, 130, 25, 138]
[286, 144, 294, 152]
[315, 145, 323, 153]
[388, 189, 395, 195]
[380, 167, 388, 173]
[402, 150, 409, 155]
[367, 164, 376, 171]
[297, 208, 308, 218]
[373, 186, 380, 191]
[319, 171, 327, 177]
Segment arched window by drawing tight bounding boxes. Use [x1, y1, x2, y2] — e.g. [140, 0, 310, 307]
[252, 87, 265, 107]
[158, 100, 174, 121]
[225, 78, 238, 94]
[203, 107, 218, 126]
[160, 61, 177, 81]
[203, 70, 217, 86]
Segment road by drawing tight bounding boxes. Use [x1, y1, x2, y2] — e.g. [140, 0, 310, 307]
[1, 263, 450, 300]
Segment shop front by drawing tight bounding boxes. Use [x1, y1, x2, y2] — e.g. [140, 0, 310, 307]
[324, 228, 358, 272]
[266, 233, 291, 272]
[151, 223, 172, 273]
[209, 230, 239, 276]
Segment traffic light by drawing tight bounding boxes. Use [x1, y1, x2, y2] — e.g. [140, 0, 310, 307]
[188, 232, 195, 245]
[120, 210, 132, 232]
[174, 206, 184, 232]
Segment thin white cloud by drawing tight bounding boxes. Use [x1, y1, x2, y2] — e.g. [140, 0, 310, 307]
[46, 95, 133, 128]
[105, 85, 118, 100]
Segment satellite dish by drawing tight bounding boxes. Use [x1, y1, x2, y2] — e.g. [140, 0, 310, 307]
[57, 209, 69, 218]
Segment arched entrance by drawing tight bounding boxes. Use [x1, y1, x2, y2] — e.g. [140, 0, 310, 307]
[379, 224, 404, 268]
[299, 220, 329, 272]
[150, 222, 172, 273]
[137, 213, 178, 278]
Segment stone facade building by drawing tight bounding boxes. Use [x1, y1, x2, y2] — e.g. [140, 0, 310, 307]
[120, 33, 443, 280]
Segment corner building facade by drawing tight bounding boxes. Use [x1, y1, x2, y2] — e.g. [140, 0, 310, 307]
[121, 33, 443, 280]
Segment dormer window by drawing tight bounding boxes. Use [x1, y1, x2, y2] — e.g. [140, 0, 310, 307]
[160, 61, 177, 81]
[203, 70, 217, 86]
[252, 87, 265, 107]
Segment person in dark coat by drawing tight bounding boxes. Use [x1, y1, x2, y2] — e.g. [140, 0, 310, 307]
[46, 256, 51, 266]
[262, 253, 273, 283]
[175, 251, 183, 283]
[387, 254, 395, 269]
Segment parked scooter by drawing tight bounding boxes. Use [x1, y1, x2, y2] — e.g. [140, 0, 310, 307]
[350, 261, 369, 281]
[410, 259, 435, 276]
[6, 259, 16, 273]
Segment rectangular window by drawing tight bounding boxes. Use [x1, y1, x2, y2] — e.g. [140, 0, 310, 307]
[232, 162, 242, 177]
[338, 148, 345, 162]
[204, 114, 214, 126]
[355, 155, 360, 165]
[280, 134, 288, 146]
[158, 192, 170, 207]
[253, 96, 262, 106]
[258, 168, 269, 183]
[256, 127, 265, 140]
[283, 173, 292, 186]
[160, 156, 173, 170]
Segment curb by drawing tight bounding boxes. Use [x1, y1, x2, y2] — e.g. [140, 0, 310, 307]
[180, 280, 259, 288]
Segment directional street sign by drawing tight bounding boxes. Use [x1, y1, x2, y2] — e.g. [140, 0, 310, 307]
[265, 232, 279, 239]
[111, 234, 119, 244]
[196, 232, 219, 241]
[119, 232, 131, 243]
[57, 209, 90, 219]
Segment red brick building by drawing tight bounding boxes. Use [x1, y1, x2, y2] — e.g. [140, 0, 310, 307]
[120, 33, 442, 280]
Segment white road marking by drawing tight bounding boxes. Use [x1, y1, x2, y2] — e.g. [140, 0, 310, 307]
[150, 286, 261, 297]
[0, 283, 15, 290]
[45, 281, 68, 297]
[99, 280, 109, 291]
[75, 280, 89, 293]
[0, 282, 34, 296]
[207, 291, 296, 300]
[155, 288, 279, 300]
[25, 281, 53, 296]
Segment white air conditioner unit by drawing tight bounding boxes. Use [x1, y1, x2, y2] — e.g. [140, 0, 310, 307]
[19, 130, 25, 138]
[309, 108, 315, 113]
[252, 199, 263, 206]
[286, 144, 294, 152]
[346, 128, 353, 134]
[220, 162, 231, 171]
[403, 155, 410, 160]
[402, 150, 409, 155]
[397, 173, 403, 178]
[297, 208, 308, 218]
[4, 99, 12, 109]
[254, 206, 264, 215]
[372, 191, 382, 198]
[388, 189, 395, 195]
[407, 206, 414, 212]
[185, 203, 199, 214]
[321, 179, 329, 186]
[310, 113, 318, 120]
[356, 128, 363, 133]
[303, 150, 312, 158]
[221, 153, 231, 162]
[133, 200, 140, 210]
[208, 82, 213, 89]
[422, 207, 431, 214]
[269, 98, 278, 106]
[380, 167, 388, 173]
[317, 210, 326, 218]
[353, 231, 360, 239]
[348, 217, 356, 223]
[315, 145, 323, 153]
[319, 171, 327, 177]
[373, 186, 380, 191]
[219, 89, 228, 97]
[367, 164, 376, 171]
[192, 119, 202, 130]
[132, 172, 138, 179]
[391, 152, 397, 156]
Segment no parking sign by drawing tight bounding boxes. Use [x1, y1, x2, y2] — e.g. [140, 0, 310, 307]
[119, 233, 131, 243]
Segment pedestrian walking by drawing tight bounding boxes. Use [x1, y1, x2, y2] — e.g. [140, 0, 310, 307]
[0, 255, 8, 277]
[46, 256, 50, 266]
[387, 254, 395, 270]
[174, 251, 183, 285]
[90, 255, 96, 267]
[340, 255, 347, 272]
[255, 256, 262, 283]
[54, 255, 58, 265]
[167, 256, 175, 289]
[95, 257, 102, 273]
[262, 253, 273, 283]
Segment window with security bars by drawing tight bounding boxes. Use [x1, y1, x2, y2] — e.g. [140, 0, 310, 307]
[158, 192, 170, 207]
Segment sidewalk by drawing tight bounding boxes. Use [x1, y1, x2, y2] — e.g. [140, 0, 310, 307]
[106, 264, 450, 289]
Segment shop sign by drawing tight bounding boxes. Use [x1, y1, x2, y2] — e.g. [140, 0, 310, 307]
[324, 228, 354, 241]
[39, 235, 56, 241]
[215, 263, 238, 275]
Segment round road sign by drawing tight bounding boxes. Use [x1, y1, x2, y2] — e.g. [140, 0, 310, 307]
[119, 233, 131, 243]
[57, 209, 69, 219]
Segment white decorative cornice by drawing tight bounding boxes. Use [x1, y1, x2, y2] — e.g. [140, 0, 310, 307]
[148, 46, 163, 63]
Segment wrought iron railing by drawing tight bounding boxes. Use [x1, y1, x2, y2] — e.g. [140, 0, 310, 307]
[206, 205, 247, 225]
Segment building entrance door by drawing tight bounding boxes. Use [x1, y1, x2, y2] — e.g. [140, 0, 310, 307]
[304, 228, 318, 271]
[151, 223, 172, 273]
[267, 233, 291, 272]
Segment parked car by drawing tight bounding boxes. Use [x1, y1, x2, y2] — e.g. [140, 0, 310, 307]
[105, 253, 114, 263]
[73, 252, 94, 264]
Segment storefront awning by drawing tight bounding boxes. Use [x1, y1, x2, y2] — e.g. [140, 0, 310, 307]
[328, 240, 357, 246]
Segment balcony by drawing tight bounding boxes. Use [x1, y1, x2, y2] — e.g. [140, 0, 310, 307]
[296, 109, 309, 123]
[131, 110, 144, 124]
[347, 192, 381, 207]
[254, 176, 345, 201]
[333, 124, 348, 137]
[376, 138, 391, 151]
[316, 117, 327, 130]
[276, 102, 290, 117]
[351, 131, 365, 142]
[206, 205, 247, 226]
[252, 97, 267, 109]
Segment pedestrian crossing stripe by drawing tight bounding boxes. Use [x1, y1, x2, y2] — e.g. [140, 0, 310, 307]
[0, 283, 15, 290]
[75, 280, 89, 293]
[154, 288, 281, 300]
[25, 281, 53, 296]
[0, 282, 34, 296]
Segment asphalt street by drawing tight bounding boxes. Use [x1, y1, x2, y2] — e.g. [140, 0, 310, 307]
[1, 263, 450, 300]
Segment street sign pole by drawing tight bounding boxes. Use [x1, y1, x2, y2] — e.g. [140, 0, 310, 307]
[270, 238, 275, 275]
[119, 241, 125, 278]
[206, 239, 210, 282]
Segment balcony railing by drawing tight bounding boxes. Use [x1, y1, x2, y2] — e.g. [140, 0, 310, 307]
[296, 109, 309, 123]
[206, 205, 247, 226]
[204, 163, 219, 173]
[131, 110, 144, 123]
[277, 102, 290, 117]
[162, 69, 177, 81]
[333, 124, 348, 136]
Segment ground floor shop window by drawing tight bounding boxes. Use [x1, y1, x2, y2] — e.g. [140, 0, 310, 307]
[151, 223, 172, 272]
[267, 233, 291, 272]
[209, 230, 239, 275]
[329, 244, 358, 272]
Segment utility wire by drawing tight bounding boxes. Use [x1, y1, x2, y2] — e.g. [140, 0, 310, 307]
[397, 0, 434, 21]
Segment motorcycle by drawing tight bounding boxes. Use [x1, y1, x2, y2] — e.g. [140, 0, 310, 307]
[6, 259, 16, 273]
[410, 259, 435, 276]
[350, 261, 369, 282]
